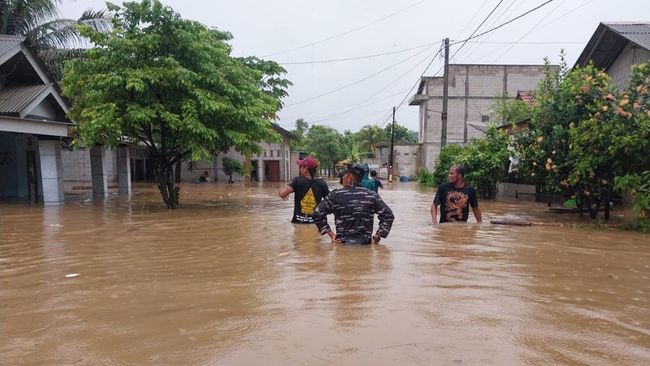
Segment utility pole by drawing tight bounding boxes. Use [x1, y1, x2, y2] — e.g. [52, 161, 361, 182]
[441, 37, 450, 148]
[389, 106, 395, 183]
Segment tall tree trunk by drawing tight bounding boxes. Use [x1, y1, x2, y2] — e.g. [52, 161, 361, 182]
[175, 160, 181, 183]
[153, 156, 179, 209]
[603, 187, 611, 221]
[243, 151, 251, 187]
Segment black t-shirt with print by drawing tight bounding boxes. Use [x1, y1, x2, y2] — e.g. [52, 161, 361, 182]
[289, 176, 330, 224]
[433, 182, 478, 223]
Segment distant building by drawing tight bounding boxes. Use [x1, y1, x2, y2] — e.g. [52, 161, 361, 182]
[375, 143, 420, 179]
[409, 64, 551, 170]
[181, 124, 297, 183]
[0, 35, 73, 203]
[575, 22, 650, 88]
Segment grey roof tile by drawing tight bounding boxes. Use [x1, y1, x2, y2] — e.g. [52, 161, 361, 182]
[0, 84, 50, 115]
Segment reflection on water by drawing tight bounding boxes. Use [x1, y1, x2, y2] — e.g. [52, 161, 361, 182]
[1, 183, 649, 365]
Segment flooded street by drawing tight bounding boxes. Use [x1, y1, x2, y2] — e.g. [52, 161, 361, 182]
[1, 182, 649, 365]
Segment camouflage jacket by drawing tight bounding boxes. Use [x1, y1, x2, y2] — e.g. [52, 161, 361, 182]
[313, 186, 394, 244]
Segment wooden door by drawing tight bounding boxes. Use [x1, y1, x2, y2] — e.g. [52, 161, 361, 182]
[265, 160, 280, 182]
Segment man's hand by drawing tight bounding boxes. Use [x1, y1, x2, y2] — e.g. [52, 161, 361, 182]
[278, 186, 294, 200]
[326, 230, 340, 244]
[430, 203, 438, 226]
[371, 234, 381, 244]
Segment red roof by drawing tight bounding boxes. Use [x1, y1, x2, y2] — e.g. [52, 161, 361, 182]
[516, 90, 535, 106]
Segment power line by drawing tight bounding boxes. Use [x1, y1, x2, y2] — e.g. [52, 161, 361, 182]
[450, 0, 505, 61]
[467, 40, 584, 44]
[375, 49, 447, 129]
[282, 88, 409, 123]
[276, 41, 437, 65]
[283, 42, 437, 107]
[458, 0, 524, 61]
[454, 1, 491, 40]
[311, 46, 442, 124]
[490, 0, 564, 62]
[375, 1, 508, 129]
[518, 0, 598, 38]
[261, 0, 427, 58]
[450, 0, 556, 46]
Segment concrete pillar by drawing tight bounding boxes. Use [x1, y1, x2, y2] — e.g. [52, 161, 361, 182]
[90, 145, 108, 197]
[116, 145, 131, 194]
[38, 139, 64, 203]
[257, 159, 264, 182]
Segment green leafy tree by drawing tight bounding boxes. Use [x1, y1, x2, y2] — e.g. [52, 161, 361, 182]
[455, 127, 510, 199]
[0, 0, 110, 79]
[222, 157, 244, 183]
[290, 118, 308, 150]
[63, 0, 288, 208]
[491, 91, 533, 124]
[383, 122, 417, 144]
[423, 127, 509, 199]
[571, 61, 650, 222]
[303, 125, 345, 176]
[354, 124, 384, 158]
[431, 144, 464, 186]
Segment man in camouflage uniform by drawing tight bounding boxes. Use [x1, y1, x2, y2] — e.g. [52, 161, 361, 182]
[313, 164, 394, 244]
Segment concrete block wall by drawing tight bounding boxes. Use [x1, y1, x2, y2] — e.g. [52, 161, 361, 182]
[418, 64, 551, 170]
[62, 147, 117, 184]
[608, 42, 650, 88]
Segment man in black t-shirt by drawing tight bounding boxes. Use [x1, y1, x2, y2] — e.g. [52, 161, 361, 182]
[431, 165, 482, 224]
[279, 157, 330, 224]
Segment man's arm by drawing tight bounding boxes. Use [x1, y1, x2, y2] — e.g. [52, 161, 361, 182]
[430, 203, 438, 224]
[469, 187, 482, 223]
[278, 186, 294, 200]
[313, 196, 337, 243]
[374, 197, 394, 240]
[473, 205, 483, 223]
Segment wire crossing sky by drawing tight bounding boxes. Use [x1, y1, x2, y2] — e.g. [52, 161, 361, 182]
[60, 0, 649, 132]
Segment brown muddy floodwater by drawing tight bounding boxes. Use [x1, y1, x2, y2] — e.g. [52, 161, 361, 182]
[1, 182, 649, 365]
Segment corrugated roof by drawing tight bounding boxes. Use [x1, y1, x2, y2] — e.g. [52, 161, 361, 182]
[575, 22, 650, 68]
[605, 22, 650, 50]
[0, 84, 50, 115]
[0, 35, 24, 60]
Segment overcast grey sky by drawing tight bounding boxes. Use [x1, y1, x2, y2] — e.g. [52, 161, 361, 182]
[61, 0, 649, 132]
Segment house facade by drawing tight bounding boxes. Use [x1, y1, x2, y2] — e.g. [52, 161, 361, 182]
[375, 143, 421, 179]
[575, 22, 650, 88]
[0, 35, 73, 203]
[409, 64, 550, 170]
[181, 124, 297, 183]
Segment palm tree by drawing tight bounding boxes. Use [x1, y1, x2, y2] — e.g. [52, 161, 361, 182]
[355, 124, 385, 158]
[0, 0, 109, 79]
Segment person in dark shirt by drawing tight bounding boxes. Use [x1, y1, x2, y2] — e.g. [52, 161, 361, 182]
[370, 169, 383, 193]
[279, 156, 330, 224]
[431, 165, 482, 224]
[313, 164, 394, 244]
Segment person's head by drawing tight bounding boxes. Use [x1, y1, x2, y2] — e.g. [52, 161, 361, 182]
[338, 164, 366, 187]
[296, 157, 318, 178]
[448, 164, 465, 184]
[370, 170, 377, 178]
[204, 171, 209, 176]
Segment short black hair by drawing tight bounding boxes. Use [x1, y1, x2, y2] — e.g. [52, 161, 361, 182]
[370, 170, 377, 177]
[451, 164, 465, 177]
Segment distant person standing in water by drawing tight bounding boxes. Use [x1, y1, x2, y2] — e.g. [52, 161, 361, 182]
[313, 164, 394, 244]
[279, 157, 330, 224]
[431, 165, 482, 224]
[369, 170, 383, 193]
